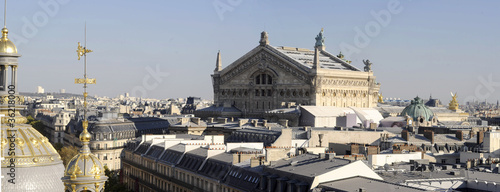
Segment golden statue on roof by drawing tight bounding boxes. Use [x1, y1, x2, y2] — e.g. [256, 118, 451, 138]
[449, 92, 459, 110]
[378, 93, 384, 103]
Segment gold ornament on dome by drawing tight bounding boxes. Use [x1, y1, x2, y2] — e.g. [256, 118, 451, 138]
[69, 164, 83, 179]
[1, 138, 6, 149]
[90, 164, 101, 179]
[30, 137, 40, 149]
[15, 137, 24, 148]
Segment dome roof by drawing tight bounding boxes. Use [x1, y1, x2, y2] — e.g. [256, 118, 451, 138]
[1, 124, 62, 167]
[401, 96, 434, 121]
[63, 152, 106, 180]
[1, 124, 65, 191]
[0, 28, 17, 54]
[61, 128, 107, 192]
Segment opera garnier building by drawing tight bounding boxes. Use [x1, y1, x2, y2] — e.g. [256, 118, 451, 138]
[200, 29, 381, 118]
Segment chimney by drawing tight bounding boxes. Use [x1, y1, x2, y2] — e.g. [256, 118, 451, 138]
[477, 131, 484, 144]
[455, 130, 463, 141]
[402, 130, 410, 141]
[217, 118, 227, 124]
[179, 117, 189, 125]
[424, 130, 434, 144]
[253, 119, 258, 127]
[278, 119, 288, 127]
[208, 117, 214, 123]
[191, 117, 200, 125]
[263, 120, 268, 127]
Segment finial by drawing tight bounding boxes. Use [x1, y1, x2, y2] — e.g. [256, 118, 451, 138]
[259, 31, 269, 46]
[215, 50, 222, 72]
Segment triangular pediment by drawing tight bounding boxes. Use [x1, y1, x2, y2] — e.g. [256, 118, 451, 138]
[218, 45, 311, 85]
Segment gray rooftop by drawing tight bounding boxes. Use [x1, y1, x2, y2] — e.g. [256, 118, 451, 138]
[264, 153, 351, 182]
[319, 176, 426, 192]
[272, 46, 360, 71]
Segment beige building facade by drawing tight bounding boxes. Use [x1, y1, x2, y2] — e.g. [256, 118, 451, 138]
[211, 30, 381, 116]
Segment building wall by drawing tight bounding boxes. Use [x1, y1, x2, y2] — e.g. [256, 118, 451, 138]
[122, 149, 244, 192]
[212, 49, 380, 115]
[368, 152, 422, 167]
[484, 131, 500, 155]
[309, 130, 396, 147]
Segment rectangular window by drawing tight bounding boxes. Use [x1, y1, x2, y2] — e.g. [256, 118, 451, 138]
[441, 159, 446, 164]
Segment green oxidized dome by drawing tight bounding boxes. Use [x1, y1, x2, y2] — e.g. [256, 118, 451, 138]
[401, 96, 434, 121]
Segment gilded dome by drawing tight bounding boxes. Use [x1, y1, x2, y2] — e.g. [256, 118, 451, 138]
[401, 96, 434, 121]
[62, 149, 108, 192]
[1, 124, 65, 191]
[0, 28, 17, 54]
[64, 152, 106, 180]
[1, 124, 62, 167]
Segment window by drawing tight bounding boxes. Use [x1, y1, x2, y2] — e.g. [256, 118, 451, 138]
[441, 159, 446, 164]
[255, 74, 273, 85]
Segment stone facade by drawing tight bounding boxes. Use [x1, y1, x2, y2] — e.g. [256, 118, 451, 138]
[211, 31, 380, 116]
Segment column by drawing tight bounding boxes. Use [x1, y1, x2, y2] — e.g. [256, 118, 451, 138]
[11, 66, 17, 92]
[0, 66, 5, 90]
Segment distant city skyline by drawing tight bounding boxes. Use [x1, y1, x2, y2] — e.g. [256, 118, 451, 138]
[6, 1, 500, 104]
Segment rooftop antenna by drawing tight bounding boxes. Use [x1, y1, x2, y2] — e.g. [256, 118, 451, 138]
[3, 0, 6, 28]
[75, 22, 94, 151]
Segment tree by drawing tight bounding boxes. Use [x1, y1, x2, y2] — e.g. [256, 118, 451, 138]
[104, 166, 131, 192]
[58, 145, 79, 167]
[53, 143, 64, 151]
[26, 115, 47, 137]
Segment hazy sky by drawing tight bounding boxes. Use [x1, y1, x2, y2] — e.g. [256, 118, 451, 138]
[6, 0, 500, 104]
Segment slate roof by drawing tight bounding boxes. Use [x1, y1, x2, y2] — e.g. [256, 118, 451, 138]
[224, 166, 261, 191]
[270, 46, 360, 71]
[319, 176, 426, 192]
[198, 154, 233, 180]
[264, 153, 351, 183]
[159, 147, 183, 165]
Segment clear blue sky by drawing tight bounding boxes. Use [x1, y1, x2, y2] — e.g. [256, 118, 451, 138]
[6, 0, 500, 104]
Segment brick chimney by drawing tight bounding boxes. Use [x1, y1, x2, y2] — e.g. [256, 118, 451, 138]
[424, 130, 434, 144]
[455, 130, 463, 141]
[477, 131, 484, 144]
[402, 130, 410, 141]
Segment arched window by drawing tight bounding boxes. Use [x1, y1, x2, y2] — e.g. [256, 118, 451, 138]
[255, 74, 273, 85]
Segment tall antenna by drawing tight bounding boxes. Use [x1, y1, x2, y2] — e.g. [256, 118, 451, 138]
[4, 0, 6, 28]
[75, 23, 94, 152]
